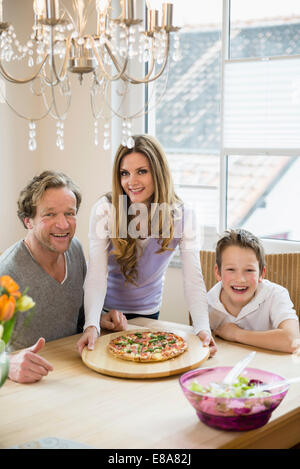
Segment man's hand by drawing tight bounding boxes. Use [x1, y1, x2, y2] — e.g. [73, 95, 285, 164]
[197, 330, 217, 357]
[100, 310, 127, 332]
[8, 337, 53, 384]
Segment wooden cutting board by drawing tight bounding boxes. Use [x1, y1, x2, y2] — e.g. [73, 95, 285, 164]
[82, 326, 209, 379]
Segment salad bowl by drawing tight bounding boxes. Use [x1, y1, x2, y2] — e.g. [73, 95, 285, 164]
[179, 366, 289, 431]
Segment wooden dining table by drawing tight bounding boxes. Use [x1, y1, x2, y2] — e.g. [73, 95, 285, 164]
[1, 317, 300, 450]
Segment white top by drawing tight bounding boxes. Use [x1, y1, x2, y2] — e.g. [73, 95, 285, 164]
[208, 279, 298, 331]
[84, 196, 211, 335]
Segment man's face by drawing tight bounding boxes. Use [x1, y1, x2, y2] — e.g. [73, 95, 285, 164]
[24, 187, 77, 254]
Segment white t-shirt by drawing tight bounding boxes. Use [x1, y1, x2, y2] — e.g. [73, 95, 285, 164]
[208, 279, 298, 332]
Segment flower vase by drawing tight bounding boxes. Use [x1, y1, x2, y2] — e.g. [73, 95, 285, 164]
[0, 340, 9, 387]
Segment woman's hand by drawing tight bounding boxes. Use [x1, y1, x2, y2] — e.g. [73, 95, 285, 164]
[197, 330, 217, 357]
[76, 326, 99, 356]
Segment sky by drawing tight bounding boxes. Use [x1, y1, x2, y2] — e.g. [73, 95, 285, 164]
[171, 0, 300, 26]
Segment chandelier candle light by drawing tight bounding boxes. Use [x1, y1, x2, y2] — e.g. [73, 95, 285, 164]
[0, 0, 180, 151]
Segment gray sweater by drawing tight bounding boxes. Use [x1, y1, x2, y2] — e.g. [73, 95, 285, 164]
[0, 238, 86, 350]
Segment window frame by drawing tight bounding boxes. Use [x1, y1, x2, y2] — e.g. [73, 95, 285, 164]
[222, 0, 300, 241]
[144, 0, 300, 246]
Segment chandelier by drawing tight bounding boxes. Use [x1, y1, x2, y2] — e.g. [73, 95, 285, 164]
[0, 0, 180, 151]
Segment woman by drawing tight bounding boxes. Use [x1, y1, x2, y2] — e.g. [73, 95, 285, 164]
[77, 135, 216, 356]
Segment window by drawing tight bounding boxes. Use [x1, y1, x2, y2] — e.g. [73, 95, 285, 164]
[148, 0, 222, 248]
[148, 0, 300, 247]
[225, 0, 300, 242]
[227, 155, 300, 240]
[230, 0, 300, 59]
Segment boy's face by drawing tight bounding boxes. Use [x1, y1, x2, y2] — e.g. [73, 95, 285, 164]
[215, 245, 265, 311]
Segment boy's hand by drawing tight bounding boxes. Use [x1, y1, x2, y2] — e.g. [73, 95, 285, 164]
[215, 322, 241, 342]
[197, 330, 217, 357]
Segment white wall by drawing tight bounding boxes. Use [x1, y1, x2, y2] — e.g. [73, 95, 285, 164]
[160, 267, 189, 324]
[0, 2, 39, 251]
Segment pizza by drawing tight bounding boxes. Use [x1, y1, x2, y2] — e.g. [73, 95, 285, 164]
[107, 330, 188, 362]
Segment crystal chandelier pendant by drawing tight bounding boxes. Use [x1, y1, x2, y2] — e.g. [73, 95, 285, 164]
[28, 121, 37, 151]
[127, 136, 134, 149]
[126, 121, 134, 149]
[172, 32, 181, 62]
[94, 119, 99, 146]
[56, 119, 64, 151]
[103, 121, 110, 150]
[121, 119, 128, 147]
[121, 118, 134, 149]
[0, 1, 180, 150]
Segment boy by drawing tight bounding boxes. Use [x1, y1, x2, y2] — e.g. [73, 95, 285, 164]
[208, 229, 300, 353]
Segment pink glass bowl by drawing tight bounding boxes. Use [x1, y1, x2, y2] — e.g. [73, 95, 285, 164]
[179, 366, 289, 431]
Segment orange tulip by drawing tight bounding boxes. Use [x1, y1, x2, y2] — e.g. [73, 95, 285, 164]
[0, 275, 21, 299]
[0, 294, 16, 321]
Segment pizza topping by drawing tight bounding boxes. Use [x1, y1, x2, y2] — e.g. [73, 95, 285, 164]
[108, 330, 188, 363]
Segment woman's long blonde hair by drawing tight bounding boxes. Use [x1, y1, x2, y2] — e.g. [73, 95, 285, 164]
[110, 134, 182, 284]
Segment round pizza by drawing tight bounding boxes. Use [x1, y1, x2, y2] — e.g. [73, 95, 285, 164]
[107, 330, 188, 362]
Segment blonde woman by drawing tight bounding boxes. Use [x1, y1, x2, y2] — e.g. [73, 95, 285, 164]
[77, 135, 216, 356]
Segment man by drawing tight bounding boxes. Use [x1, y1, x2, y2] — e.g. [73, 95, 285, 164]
[0, 171, 127, 384]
